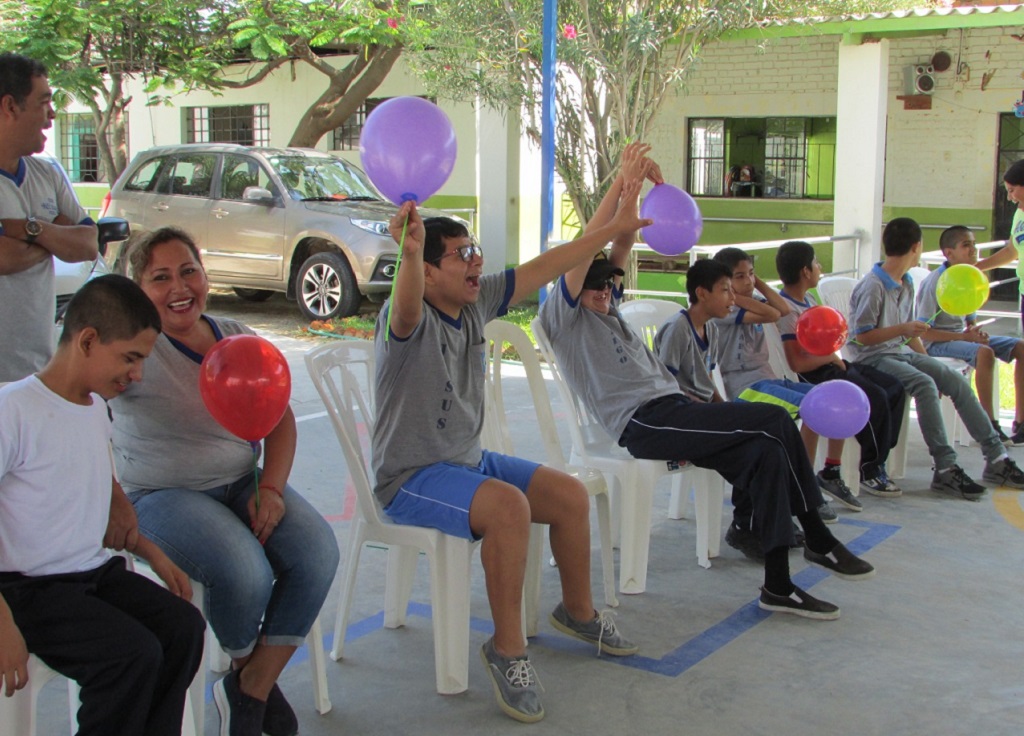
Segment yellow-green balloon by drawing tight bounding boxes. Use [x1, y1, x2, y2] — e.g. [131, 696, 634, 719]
[935, 264, 990, 317]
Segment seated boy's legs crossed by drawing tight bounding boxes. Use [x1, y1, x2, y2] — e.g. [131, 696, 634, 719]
[0, 275, 205, 736]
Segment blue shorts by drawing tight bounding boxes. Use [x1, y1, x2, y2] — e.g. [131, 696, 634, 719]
[735, 378, 813, 420]
[925, 335, 1020, 367]
[384, 450, 541, 540]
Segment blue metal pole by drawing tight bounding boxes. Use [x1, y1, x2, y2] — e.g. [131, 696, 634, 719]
[538, 0, 557, 303]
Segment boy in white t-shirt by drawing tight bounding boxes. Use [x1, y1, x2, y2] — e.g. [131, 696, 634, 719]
[0, 274, 204, 736]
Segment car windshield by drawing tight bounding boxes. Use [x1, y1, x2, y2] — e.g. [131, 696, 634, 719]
[267, 156, 381, 202]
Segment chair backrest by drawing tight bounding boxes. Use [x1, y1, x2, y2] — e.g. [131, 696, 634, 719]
[483, 320, 569, 472]
[907, 266, 932, 293]
[304, 340, 384, 525]
[530, 317, 617, 454]
[618, 299, 684, 350]
[762, 321, 799, 381]
[816, 276, 857, 321]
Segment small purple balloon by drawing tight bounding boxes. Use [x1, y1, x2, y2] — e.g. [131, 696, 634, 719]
[800, 380, 870, 440]
[360, 97, 457, 205]
[639, 184, 703, 256]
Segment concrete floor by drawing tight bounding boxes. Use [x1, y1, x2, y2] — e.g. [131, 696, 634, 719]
[33, 327, 1024, 736]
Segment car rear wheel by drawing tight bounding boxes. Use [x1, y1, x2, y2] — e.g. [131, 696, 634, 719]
[233, 287, 275, 302]
[296, 252, 360, 320]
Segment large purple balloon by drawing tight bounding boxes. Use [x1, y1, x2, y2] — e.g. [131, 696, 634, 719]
[360, 97, 457, 205]
[800, 380, 870, 440]
[639, 184, 703, 256]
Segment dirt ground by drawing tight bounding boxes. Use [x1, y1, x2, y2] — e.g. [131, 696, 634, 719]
[204, 287, 381, 339]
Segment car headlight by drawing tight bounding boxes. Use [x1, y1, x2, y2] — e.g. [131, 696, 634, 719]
[351, 218, 390, 236]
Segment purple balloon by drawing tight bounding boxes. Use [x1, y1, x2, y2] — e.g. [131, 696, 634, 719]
[800, 380, 870, 440]
[360, 97, 457, 205]
[639, 184, 703, 256]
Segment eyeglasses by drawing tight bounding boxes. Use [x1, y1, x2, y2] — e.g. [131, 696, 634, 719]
[583, 279, 615, 292]
[433, 244, 483, 264]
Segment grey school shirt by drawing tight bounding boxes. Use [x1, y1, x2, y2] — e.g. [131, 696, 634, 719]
[538, 277, 679, 441]
[653, 309, 719, 402]
[777, 289, 817, 346]
[0, 156, 91, 381]
[846, 263, 917, 362]
[710, 302, 776, 399]
[371, 270, 514, 506]
[111, 317, 258, 492]
[915, 263, 970, 348]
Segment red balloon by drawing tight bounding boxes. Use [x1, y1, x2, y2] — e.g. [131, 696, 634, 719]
[199, 335, 291, 442]
[796, 306, 848, 356]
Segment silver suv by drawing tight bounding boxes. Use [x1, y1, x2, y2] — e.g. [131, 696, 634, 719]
[102, 144, 447, 320]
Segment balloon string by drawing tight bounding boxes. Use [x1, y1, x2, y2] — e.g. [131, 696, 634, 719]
[253, 451, 260, 512]
[384, 214, 409, 342]
[900, 309, 942, 346]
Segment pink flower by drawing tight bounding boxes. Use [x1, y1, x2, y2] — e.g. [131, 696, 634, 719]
[563, 24, 577, 40]
[387, 17, 399, 29]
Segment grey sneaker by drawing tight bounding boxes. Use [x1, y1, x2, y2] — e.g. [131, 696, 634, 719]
[549, 602, 638, 656]
[480, 638, 544, 723]
[931, 465, 985, 501]
[803, 542, 875, 580]
[816, 471, 863, 511]
[817, 500, 838, 524]
[758, 585, 840, 621]
[983, 456, 1024, 489]
[860, 471, 902, 498]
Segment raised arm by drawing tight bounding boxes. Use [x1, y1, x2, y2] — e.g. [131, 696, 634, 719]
[754, 275, 790, 317]
[976, 242, 1017, 272]
[735, 293, 782, 324]
[385, 201, 427, 339]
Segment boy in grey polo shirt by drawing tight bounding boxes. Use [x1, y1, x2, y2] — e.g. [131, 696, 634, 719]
[540, 177, 875, 624]
[916, 225, 1024, 445]
[847, 217, 1024, 499]
[372, 143, 654, 724]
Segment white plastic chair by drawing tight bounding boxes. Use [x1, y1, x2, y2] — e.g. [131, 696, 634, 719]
[531, 318, 725, 594]
[817, 275, 912, 479]
[0, 657, 79, 736]
[306, 339, 539, 695]
[482, 320, 618, 609]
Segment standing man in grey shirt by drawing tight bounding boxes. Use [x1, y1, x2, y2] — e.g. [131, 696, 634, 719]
[0, 53, 98, 381]
[373, 144, 654, 724]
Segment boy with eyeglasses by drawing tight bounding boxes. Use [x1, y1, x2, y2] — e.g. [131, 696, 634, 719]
[371, 143, 655, 723]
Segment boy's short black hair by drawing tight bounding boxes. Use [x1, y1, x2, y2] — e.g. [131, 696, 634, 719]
[59, 274, 161, 345]
[776, 241, 816, 285]
[938, 225, 973, 253]
[881, 217, 922, 257]
[686, 258, 732, 304]
[422, 217, 471, 264]
[0, 52, 47, 106]
[1004, 159, 1024, 187]
[712, 247, 752, 272]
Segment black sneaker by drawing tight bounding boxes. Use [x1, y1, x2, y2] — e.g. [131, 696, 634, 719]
[263, 683, 298, 736]
[803, 542, 875, 580]
[817, 471, 863, 511]
[725, 522, 763, 561]
[992, 419, 1013, 447]
[1011, 420, 1024, 447]
[931, 465, 986, 501]
[214, 669, 267, 736]
[480, 638, 544, 723]
[983, 456, 1024, 489]
[758, 585, 840, 620]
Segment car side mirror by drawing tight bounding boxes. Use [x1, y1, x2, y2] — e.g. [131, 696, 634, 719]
[243, 186, 275, 204]
[96, 217, 130, 257]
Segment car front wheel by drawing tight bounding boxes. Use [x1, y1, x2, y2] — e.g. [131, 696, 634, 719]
[296, 252, 360, 320]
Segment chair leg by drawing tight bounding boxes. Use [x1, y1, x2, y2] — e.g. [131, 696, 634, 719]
[890, 401, 912, 479]
[384, 545, 419, 629]
[616, 466, 655, 595]
[667, 473, 690, 520]
[305, 616, 332, 715]
[331, 519, 367, 661]
[427, 537, 473, 695]
[592, 490, 619, 608]
[523, 524, 544, 638]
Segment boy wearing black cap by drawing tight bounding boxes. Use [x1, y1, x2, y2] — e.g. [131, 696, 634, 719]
[538, 180, 876, 622]
[372, 143, 654, 723]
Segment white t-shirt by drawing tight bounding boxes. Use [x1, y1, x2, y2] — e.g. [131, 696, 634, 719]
[0, 155, 91, 381]
[0, 376, 111, 576]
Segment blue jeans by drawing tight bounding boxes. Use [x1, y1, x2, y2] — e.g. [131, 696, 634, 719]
[128, 473, 339, 657]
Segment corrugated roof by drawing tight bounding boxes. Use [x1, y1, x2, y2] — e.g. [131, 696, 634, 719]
[756, 3, 1023, 28]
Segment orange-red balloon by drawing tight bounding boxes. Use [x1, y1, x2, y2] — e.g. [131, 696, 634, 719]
[199, 335, 291, 442]
[796, 306, 848, 356]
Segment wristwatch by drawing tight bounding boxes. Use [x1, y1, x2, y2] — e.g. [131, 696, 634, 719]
[24, 216, 42, 244]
